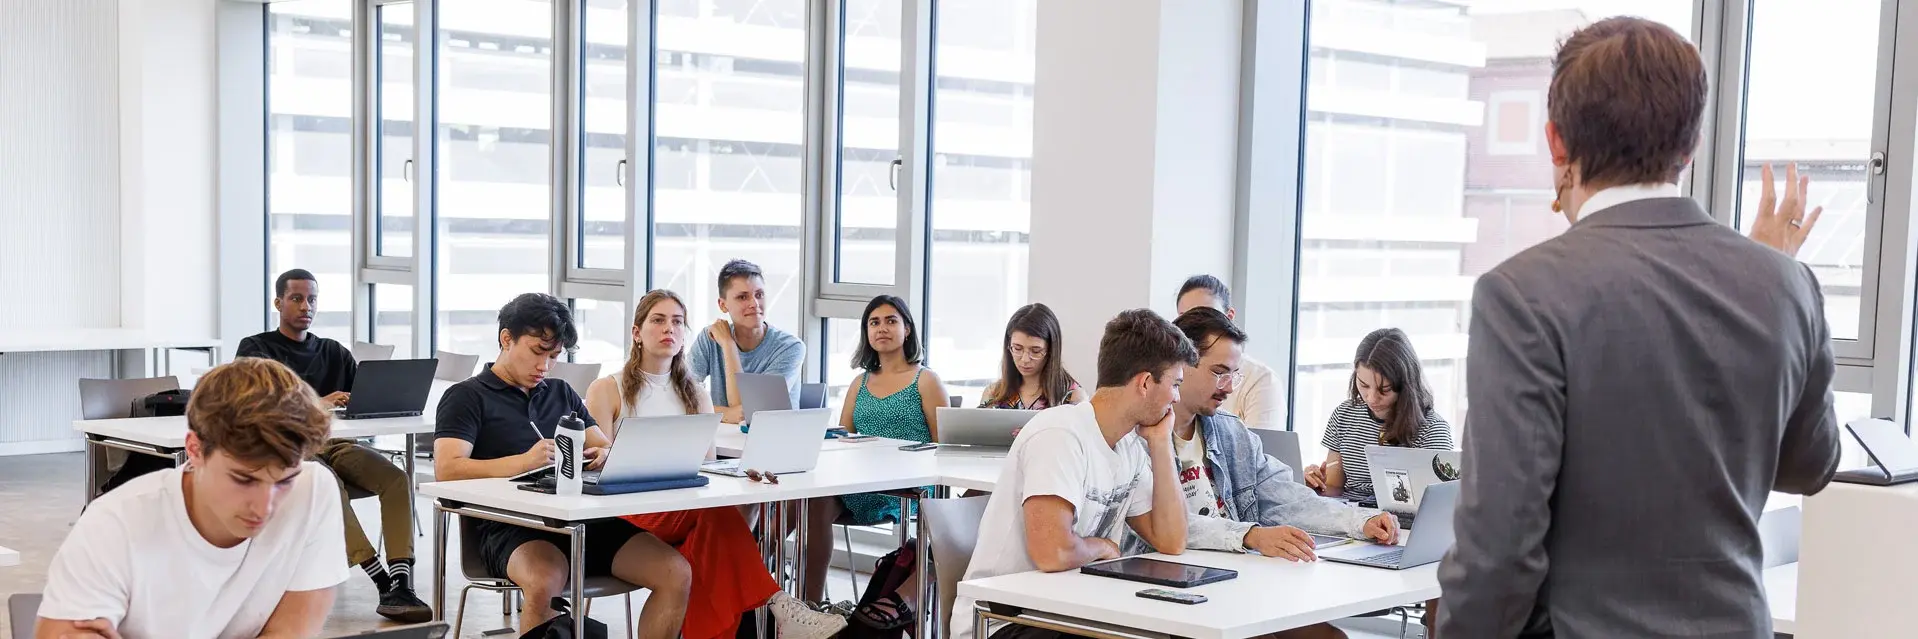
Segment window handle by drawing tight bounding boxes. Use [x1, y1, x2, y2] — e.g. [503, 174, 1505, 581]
[616, 158, 627, 187]
[401, 158, 414, 183]
[888, 157, 903, 191]
[1867, 151, 1887, 204]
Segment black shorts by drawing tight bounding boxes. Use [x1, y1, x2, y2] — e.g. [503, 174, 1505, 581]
[473, 518, 646, 579]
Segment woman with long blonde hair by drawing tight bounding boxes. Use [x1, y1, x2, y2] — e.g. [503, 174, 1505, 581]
[585, 289, 844, 639]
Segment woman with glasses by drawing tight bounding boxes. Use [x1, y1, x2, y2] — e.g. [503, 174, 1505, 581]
[1303, 328, 1453, 501]
[978, 303, 1082, 410]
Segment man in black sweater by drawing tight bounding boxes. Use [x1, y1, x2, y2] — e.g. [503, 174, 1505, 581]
[237, 269, 431, 622]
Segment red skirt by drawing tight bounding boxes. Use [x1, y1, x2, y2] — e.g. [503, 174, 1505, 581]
[623, 508, 780, 639]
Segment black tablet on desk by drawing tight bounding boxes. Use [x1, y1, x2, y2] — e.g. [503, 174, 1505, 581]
[1080, 557, 1237, 588]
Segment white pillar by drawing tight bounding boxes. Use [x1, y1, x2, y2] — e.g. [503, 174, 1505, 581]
[1028, 0, 1244, 383]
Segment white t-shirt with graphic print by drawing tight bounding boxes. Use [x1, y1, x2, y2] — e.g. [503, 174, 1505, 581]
[957, 401, 1155, 639]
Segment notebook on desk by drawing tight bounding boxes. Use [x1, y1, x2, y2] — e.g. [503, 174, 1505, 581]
[1833, 418, 1918, 486]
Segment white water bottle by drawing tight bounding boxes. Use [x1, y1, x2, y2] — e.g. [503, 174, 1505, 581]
[554, 411, 587, 496]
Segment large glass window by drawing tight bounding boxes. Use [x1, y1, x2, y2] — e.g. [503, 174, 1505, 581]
[1736, 0, 1882, 341]
[1291, 1, 1693, 462]
[372, 284, 416, 359]
[574, 298, 630, 366]
[435, 0, 556, 357]
[650, 1, 808, 332]
[377, 2, 416, 257]
[268, 0, 354, 335]
[832, 0, 903, 285]
[926, 0, 1037, 400]
[580, 0, 629, 270]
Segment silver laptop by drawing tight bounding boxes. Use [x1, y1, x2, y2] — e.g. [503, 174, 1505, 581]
[736, 373, 794, 426]
[702, 408, 830, 476]
[1833, 418, 1918, 485]
[594, 413, 720, 484]
[1320, 480, 1458, 570]
[1365, 445, 1462, 523]
[934, 408, 1038, 457]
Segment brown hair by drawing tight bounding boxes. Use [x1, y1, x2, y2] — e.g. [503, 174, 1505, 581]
[189, 358, 332, 468]
[982, 303, 1078, 407]
[1349, 328, 1434, 447]
[1549, 16, 1707, 187]
[620, 289, 703, 416]
[1095, 309, 1199, 389]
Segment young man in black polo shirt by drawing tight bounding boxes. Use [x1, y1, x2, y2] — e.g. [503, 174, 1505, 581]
[434, 293, 691, 639]
[237, 268, 430, 622]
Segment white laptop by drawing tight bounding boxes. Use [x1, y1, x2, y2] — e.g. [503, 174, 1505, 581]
[702, 408, 831, 476]
[1320, 480, 1459, 570]
[736, 373, 794, 426]
[1365, 445, 1462, 524]
[596, 413, 721, 484]
[933, 408, 1039, 457]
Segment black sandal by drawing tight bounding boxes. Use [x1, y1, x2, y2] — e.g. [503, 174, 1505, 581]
[852, 593, 914, 630]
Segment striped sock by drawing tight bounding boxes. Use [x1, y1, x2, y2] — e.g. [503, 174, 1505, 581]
[388, 558, 414, 592]
[360, 556, 392, 592]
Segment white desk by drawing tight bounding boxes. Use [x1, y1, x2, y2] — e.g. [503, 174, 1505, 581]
[422, 445, 979, 639]
[711, 422, 916, 458]
[0, 545, 18, 568]
[74, 414, 435, 503]
[1766, 563, 1797, 635]
[959, 551, 1438, 639]
[0, 329, 220, 378]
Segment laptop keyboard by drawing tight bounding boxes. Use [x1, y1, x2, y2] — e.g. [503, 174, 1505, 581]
[1364, 549, 1405, 566]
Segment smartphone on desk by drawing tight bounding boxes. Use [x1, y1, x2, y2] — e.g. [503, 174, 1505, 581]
[898, 442, 938, 452]
[1136, 588, 1206, 605]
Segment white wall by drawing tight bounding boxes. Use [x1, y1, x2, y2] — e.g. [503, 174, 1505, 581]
[0, 0, 222, 454]
[1028, 0, 1241, 385]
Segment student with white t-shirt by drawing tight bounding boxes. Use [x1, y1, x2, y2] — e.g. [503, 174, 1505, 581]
[36, 358, 348, 639]
[960, 309, 1195, 639]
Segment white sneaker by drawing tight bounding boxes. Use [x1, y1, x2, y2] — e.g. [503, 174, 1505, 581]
[769, 591, 849, 639]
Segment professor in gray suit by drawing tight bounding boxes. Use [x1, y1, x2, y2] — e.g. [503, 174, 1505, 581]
[1436, 17, 1841, 638]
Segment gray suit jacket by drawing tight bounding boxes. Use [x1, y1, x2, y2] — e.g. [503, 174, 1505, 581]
[1436, 197, 1841, 638]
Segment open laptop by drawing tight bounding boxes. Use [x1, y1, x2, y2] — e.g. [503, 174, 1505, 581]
[1365, 445, 1461, 527]
[341, 358, 437, 419]
[519, 414, 717, 493]
[324, 621, 448, 638]
[1319, 480, 1458, 570]
[1833, 418, 1918, 486]
[702, 408, 830, 476]
[934, 408, 1038, 457]
[736, 373, 794, 426]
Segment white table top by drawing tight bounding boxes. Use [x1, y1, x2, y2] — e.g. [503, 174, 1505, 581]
[1766, 562, 1797, 635]
[958, 551, 1439, 639]
[710, 422, 917, 458]
[75, 414, 435, 449]
[0, 329, 219, 354]
[422, 446, 953, 520]
[0, 545, 18, 567]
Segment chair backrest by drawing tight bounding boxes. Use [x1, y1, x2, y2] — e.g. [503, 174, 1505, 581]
[799, 383, 828, 410]
[434, 351, 482, 382]
[1251, 428, 1306, 484]
[460, 516, 509, 583]
[10, 593, 42, 639]
[352, 341, 396, 362]
[949, 395, 964, 408]
[548, 361, 602, 398]
[923, 495, 992, 636]
[78, 376, 182, 420]
[1760, 505, 1802, 569]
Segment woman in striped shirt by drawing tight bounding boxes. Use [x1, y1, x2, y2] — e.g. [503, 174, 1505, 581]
[1304, 328, 1454, 501]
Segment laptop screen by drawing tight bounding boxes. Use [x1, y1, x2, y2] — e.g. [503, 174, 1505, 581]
[1848, 419, 1918, 473]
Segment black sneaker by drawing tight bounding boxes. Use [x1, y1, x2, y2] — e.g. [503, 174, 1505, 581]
[377, 585, 433, 623]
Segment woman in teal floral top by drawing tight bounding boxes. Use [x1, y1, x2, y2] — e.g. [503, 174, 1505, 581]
[799, 296, 948, 607]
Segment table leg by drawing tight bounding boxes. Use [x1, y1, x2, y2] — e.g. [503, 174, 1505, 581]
[433, 505, 448, 621]
[756, 502, 771, 639]
[404, 433, 419, 535]
[794, 498, 810, 599]
[973, 603, 985, 639]
[84, 439, 101, 504]
[914, 491, 931, 639]
[570, 523, 587, 639]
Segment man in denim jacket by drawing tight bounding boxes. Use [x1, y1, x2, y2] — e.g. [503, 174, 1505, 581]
[1128, 308, 1400, 563]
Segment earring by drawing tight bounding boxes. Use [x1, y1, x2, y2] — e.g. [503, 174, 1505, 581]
[1550, 166, 1570, 213]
